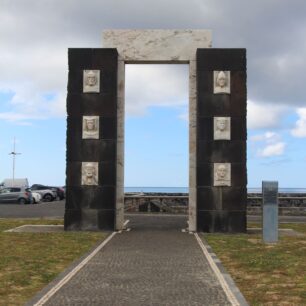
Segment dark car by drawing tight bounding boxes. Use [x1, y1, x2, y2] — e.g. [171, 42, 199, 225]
[48, 186, 65, 200]
[31, 184, 65, 201]
[30, 184, 57, 202]
[0, 187, 32, 204]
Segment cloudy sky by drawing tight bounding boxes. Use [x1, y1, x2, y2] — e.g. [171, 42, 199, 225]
[0, 0, 306, 188]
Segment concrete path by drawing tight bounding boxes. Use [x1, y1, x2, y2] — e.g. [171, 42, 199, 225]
[28, 215, 247, 306]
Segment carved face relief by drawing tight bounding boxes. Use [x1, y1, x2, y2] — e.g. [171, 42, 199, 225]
[82, 162, 98, 186]
[214, 117, 231, 140]
[213, 71, 230, 94]
[214, 163, 231, 186]
[82, 116, 99, 139]
[83, 70, 100, 93]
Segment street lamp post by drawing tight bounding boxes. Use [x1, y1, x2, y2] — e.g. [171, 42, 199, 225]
[9, 137, 21, 187]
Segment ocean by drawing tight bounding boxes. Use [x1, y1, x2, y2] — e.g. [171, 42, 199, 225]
[125, 187, 306, 193]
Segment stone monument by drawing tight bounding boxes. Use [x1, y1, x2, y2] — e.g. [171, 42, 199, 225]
[65, 30, 247, 233]
[65, 49, 118, 230]
[196, 48, 247, 232]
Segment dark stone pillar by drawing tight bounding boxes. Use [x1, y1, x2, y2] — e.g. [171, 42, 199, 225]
[65, 48, 118, 231]
[196, 48, 247, 232]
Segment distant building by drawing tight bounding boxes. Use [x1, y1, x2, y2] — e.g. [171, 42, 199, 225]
[0, 178, 29, 189]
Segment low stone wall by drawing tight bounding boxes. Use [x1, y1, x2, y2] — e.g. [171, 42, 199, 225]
[125, 194, 188, 214]
[248, 193, 306, 215]
[124, 193, 306, 216]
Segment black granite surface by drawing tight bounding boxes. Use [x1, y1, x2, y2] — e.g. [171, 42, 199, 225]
[65, 48, 118, 231]
[196, 48, 247, 233]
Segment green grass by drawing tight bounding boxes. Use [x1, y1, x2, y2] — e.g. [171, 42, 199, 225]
[203, 223, 306, 305]
[0, 219, 107, 306]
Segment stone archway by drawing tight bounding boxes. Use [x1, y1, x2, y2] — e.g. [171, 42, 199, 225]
[65, 30, 247, 233]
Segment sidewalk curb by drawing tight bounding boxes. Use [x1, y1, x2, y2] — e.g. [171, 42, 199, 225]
[194, 233, 249, 306]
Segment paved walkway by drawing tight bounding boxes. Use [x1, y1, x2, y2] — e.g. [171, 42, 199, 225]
[28, 215, 245, 306]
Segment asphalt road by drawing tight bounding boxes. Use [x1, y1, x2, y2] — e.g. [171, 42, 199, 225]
[0, 201, 305, 223]
[0, 200, 65, 218]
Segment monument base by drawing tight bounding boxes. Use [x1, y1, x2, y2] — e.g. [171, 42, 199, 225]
[197, 210, 247, 233]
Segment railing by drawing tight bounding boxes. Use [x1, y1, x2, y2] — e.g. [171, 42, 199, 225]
[125, 195, 188, 214]
[124, 194, 306, 215]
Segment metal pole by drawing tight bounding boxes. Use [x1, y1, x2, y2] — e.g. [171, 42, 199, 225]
[9, 137, 21, 187]
[13, 137, 16, 186]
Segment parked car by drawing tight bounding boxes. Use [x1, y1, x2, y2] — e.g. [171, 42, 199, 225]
[30, 184, 57, 202]
[31, 191, 42, 204]
[23, 188, 41, 204]
[0, 187, 32, 204]
[47, 186, 65, 200]
[31, 185, 65, 200]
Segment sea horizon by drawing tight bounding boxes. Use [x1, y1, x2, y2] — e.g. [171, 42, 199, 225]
[124, 187, 306, 193]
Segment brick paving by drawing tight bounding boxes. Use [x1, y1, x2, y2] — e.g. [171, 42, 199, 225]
[35, 215, 232, 305]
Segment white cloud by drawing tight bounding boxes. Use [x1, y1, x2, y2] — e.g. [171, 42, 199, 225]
[0, 88, 66, 124]
[0, 112, 37, 122]
[251, 131, 286, 157]
[247, 101, 288, 129]
[125, 65, 188, 117]
[1, 0, 306, 126]
[291, 108, 306, 138]
[0, 112, 35, 126]
[258, 142, 286, 157]
[0, 44, 67, 124]
[250, 131, 280, 143]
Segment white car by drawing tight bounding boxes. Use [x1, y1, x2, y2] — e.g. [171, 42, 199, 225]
[32, 192, 42, 204]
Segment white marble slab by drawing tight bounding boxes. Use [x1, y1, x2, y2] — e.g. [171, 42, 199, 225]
[214, 163, 231, 187]
[82, 162, 99, 186]
[213, 71, 230, 94]
[83, 70, 100, 93]
[103, 30, 212, 62]
[189, 61, 197, 232]
[115, 59, 125, 230]
[214, 117, 231, 140]
[82, 116, 99, 139]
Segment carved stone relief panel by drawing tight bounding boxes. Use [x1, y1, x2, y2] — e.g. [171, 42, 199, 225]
[213, 71, 230, 94]
[214, 163, 231, 186]
[214, 117, 231, 140]
[83, 70, 100, 93]
[81, 162, 99, 185]
[82, 116, 99, 139]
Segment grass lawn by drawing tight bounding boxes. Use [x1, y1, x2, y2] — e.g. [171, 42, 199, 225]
[203, 223, 306, 305]
[0, 219, 108, 306]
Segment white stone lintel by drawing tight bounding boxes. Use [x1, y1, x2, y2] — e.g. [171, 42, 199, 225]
[103, 29, 212, 62]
